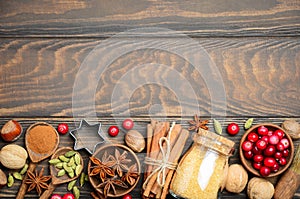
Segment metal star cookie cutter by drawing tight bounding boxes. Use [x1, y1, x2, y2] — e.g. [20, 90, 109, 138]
[69, 119, 106, 155]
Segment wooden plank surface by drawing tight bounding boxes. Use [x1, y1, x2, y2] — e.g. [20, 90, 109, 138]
[0, 117, 299, 199]
[0, 0, 299, 37]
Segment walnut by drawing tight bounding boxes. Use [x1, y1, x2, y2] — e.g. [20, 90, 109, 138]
[282, 119, 300, 139]
[0, 144, 28, 169]
[225, 164, 248, 193]
[247, 177, 274, 199]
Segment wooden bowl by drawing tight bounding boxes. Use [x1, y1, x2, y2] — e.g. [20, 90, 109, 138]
[88, 144, 141, 198]
[240, 123, 294, 177]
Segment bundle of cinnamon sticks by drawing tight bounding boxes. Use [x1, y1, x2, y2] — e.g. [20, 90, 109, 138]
[142, 120, 189, 199]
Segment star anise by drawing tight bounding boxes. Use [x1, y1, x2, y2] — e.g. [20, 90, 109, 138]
[121, 163, 139, 186]
[96, 177, 128, 198]
[24, 167, 51, 196]
[188, 114, 209, 131]
[90, 155, 115, 182]
[109, 149, 132, 177]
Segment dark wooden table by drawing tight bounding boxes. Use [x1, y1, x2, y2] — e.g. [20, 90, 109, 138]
[0, 1, 299, 198]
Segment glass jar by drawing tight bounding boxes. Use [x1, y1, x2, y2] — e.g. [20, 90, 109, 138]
[170, 129, 235, 199]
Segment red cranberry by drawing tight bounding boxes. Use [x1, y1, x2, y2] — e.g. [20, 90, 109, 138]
[247, 132, 259, 142]
[264, 157, 276, 167]
[122, 119, 134, 130]
[268, 134, 279, 145]
[51, 194, 62, 199]
[282, 149, 289, 157]
[253, 162, 262, 170]
[62, 193, 75, 199]
[257, 126, 268, 136]
[244, 150, 254, 159]
[253, 154, 264, 162]
[280, 138, 290, 149]
[256, 140, 267, 150]
[242, 141, 253, 152]
[227, 123, 240, 135]
[108, 125, 119, 137]
[271, 162, 280, 172]
[252, 146, 262, 155]
[261, 136, 269, 144]
[260, 166, 271, 177]
[57, 123, 69, 135]
[267, 130, 273, 136]
[276, 143, 285, 151]
[264, 145, 276, 156]
[122, 194, 133, 199]
[274, 151, 283, 159]
[274, 129, 285, 139]
[278, 157, 287, 166]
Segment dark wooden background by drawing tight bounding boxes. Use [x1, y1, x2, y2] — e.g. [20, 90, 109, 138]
[0, 0, 299, 198]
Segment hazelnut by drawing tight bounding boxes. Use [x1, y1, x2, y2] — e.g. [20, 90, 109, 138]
[125, 130, 145, 153]
[0, 144, 28, 169]
[282, 119, 300, 139]
[247, 177, 274, 199]
[225, 164, 248, 193]
[1, 120, 22, 142]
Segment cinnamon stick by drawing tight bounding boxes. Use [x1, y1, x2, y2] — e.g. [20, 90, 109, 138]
[144, 123, 154, 180]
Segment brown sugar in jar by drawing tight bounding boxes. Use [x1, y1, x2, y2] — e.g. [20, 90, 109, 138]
[26, 124, 58, 154]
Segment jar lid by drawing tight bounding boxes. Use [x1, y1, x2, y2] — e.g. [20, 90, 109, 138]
[193, 129, 235, 155]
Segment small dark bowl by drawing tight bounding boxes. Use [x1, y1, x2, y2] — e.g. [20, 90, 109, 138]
[240, 123, 294, 177]
[88, 144, 141, 198]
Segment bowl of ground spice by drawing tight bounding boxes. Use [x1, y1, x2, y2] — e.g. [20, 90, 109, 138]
[25, 122, 59, 162]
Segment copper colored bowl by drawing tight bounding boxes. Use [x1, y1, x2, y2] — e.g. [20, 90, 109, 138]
[88, 144, 141, 198]
[240, 123, 294, 178]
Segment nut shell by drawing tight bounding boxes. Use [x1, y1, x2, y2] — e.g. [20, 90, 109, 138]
[125, 130, 145, 153]
[225, 164, 248, 193]
[0, 144, 28, 169]
[0, 169, 7, 188]
[247, 177, 274, 199]
[1, 120, 22, 142]
[282, 119, 300, 139]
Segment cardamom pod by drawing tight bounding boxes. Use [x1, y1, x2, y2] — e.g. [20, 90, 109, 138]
[64, 150, 77, 158]
[12, 172, 22, 180]
[63, 162, 73, 173]
[59, 155, 70, 163]
[57, 169, 66, 177]
[7, 174, 14, 187]
[19, 163, 28, 175]
[214, 119, 222, 134]
[67, 157, 75, 167]
[49, 158, 61, 165]
[80, 173, 85, 187]
[68, 180, 77, 191]
[75, 165, 82, 176]
[68, 170, 75, 178]
[84, 174, 89, 182]
[74, 153, 80, 165]
[244, 118, 254, 129]
[73, 186, 80, 199]
[55, 162, 63, 169]
[71, 164, 76, 170]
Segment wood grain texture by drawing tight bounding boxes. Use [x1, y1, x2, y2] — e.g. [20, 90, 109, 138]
[0, 117, 299, 198]
[0, 0, 299, 37]
[0, 38, 299, 117]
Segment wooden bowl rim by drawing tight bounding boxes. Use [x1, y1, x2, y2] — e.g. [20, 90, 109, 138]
[88, 143, 141, 197]
[239, 123, 294, 177]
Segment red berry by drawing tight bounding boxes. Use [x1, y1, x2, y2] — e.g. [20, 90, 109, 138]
[257, 126, 268, 136]
[274, 151, 282, 159]
[253, 162, 262, 170]
[276, 143, 285, 151]
[260, 166, 271, 177]
[274, 129, 285, 139]
[256, 140, 267, 150]
[51, 194, 62, 199]
[253, 154, 264, 162]
[282, 149, 289, 157]
[122, 119, 134, 130]
[57, 123, 69, 135]
[271, 162, 280, 172]
[247, 132, 259, 142]
[261, 136, 269, 144]
[227, 123, 240, 135]
[267, 130, 274, 136]
[268, 134, 279, 145]
[264, 145, 276, 156]
[108, 126, 119, 137]
[242, 141, 253, 152]
[122, 193, 133, 199]
[278, 157, 287, 166]
[244, 150, 254, 159]
[252, 146, 262, 155]
[264, 157, 276, 167]
[62, 193, 75, 199]
[280, 138, 290, 149]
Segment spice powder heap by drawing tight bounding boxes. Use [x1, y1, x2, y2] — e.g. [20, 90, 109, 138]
[27, 125, 57, 154]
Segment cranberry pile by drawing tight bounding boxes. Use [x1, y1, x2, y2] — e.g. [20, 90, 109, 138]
[241, 125, 291, 177]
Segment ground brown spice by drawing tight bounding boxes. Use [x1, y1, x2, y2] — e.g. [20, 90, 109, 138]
[27, 125, 57, 154]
